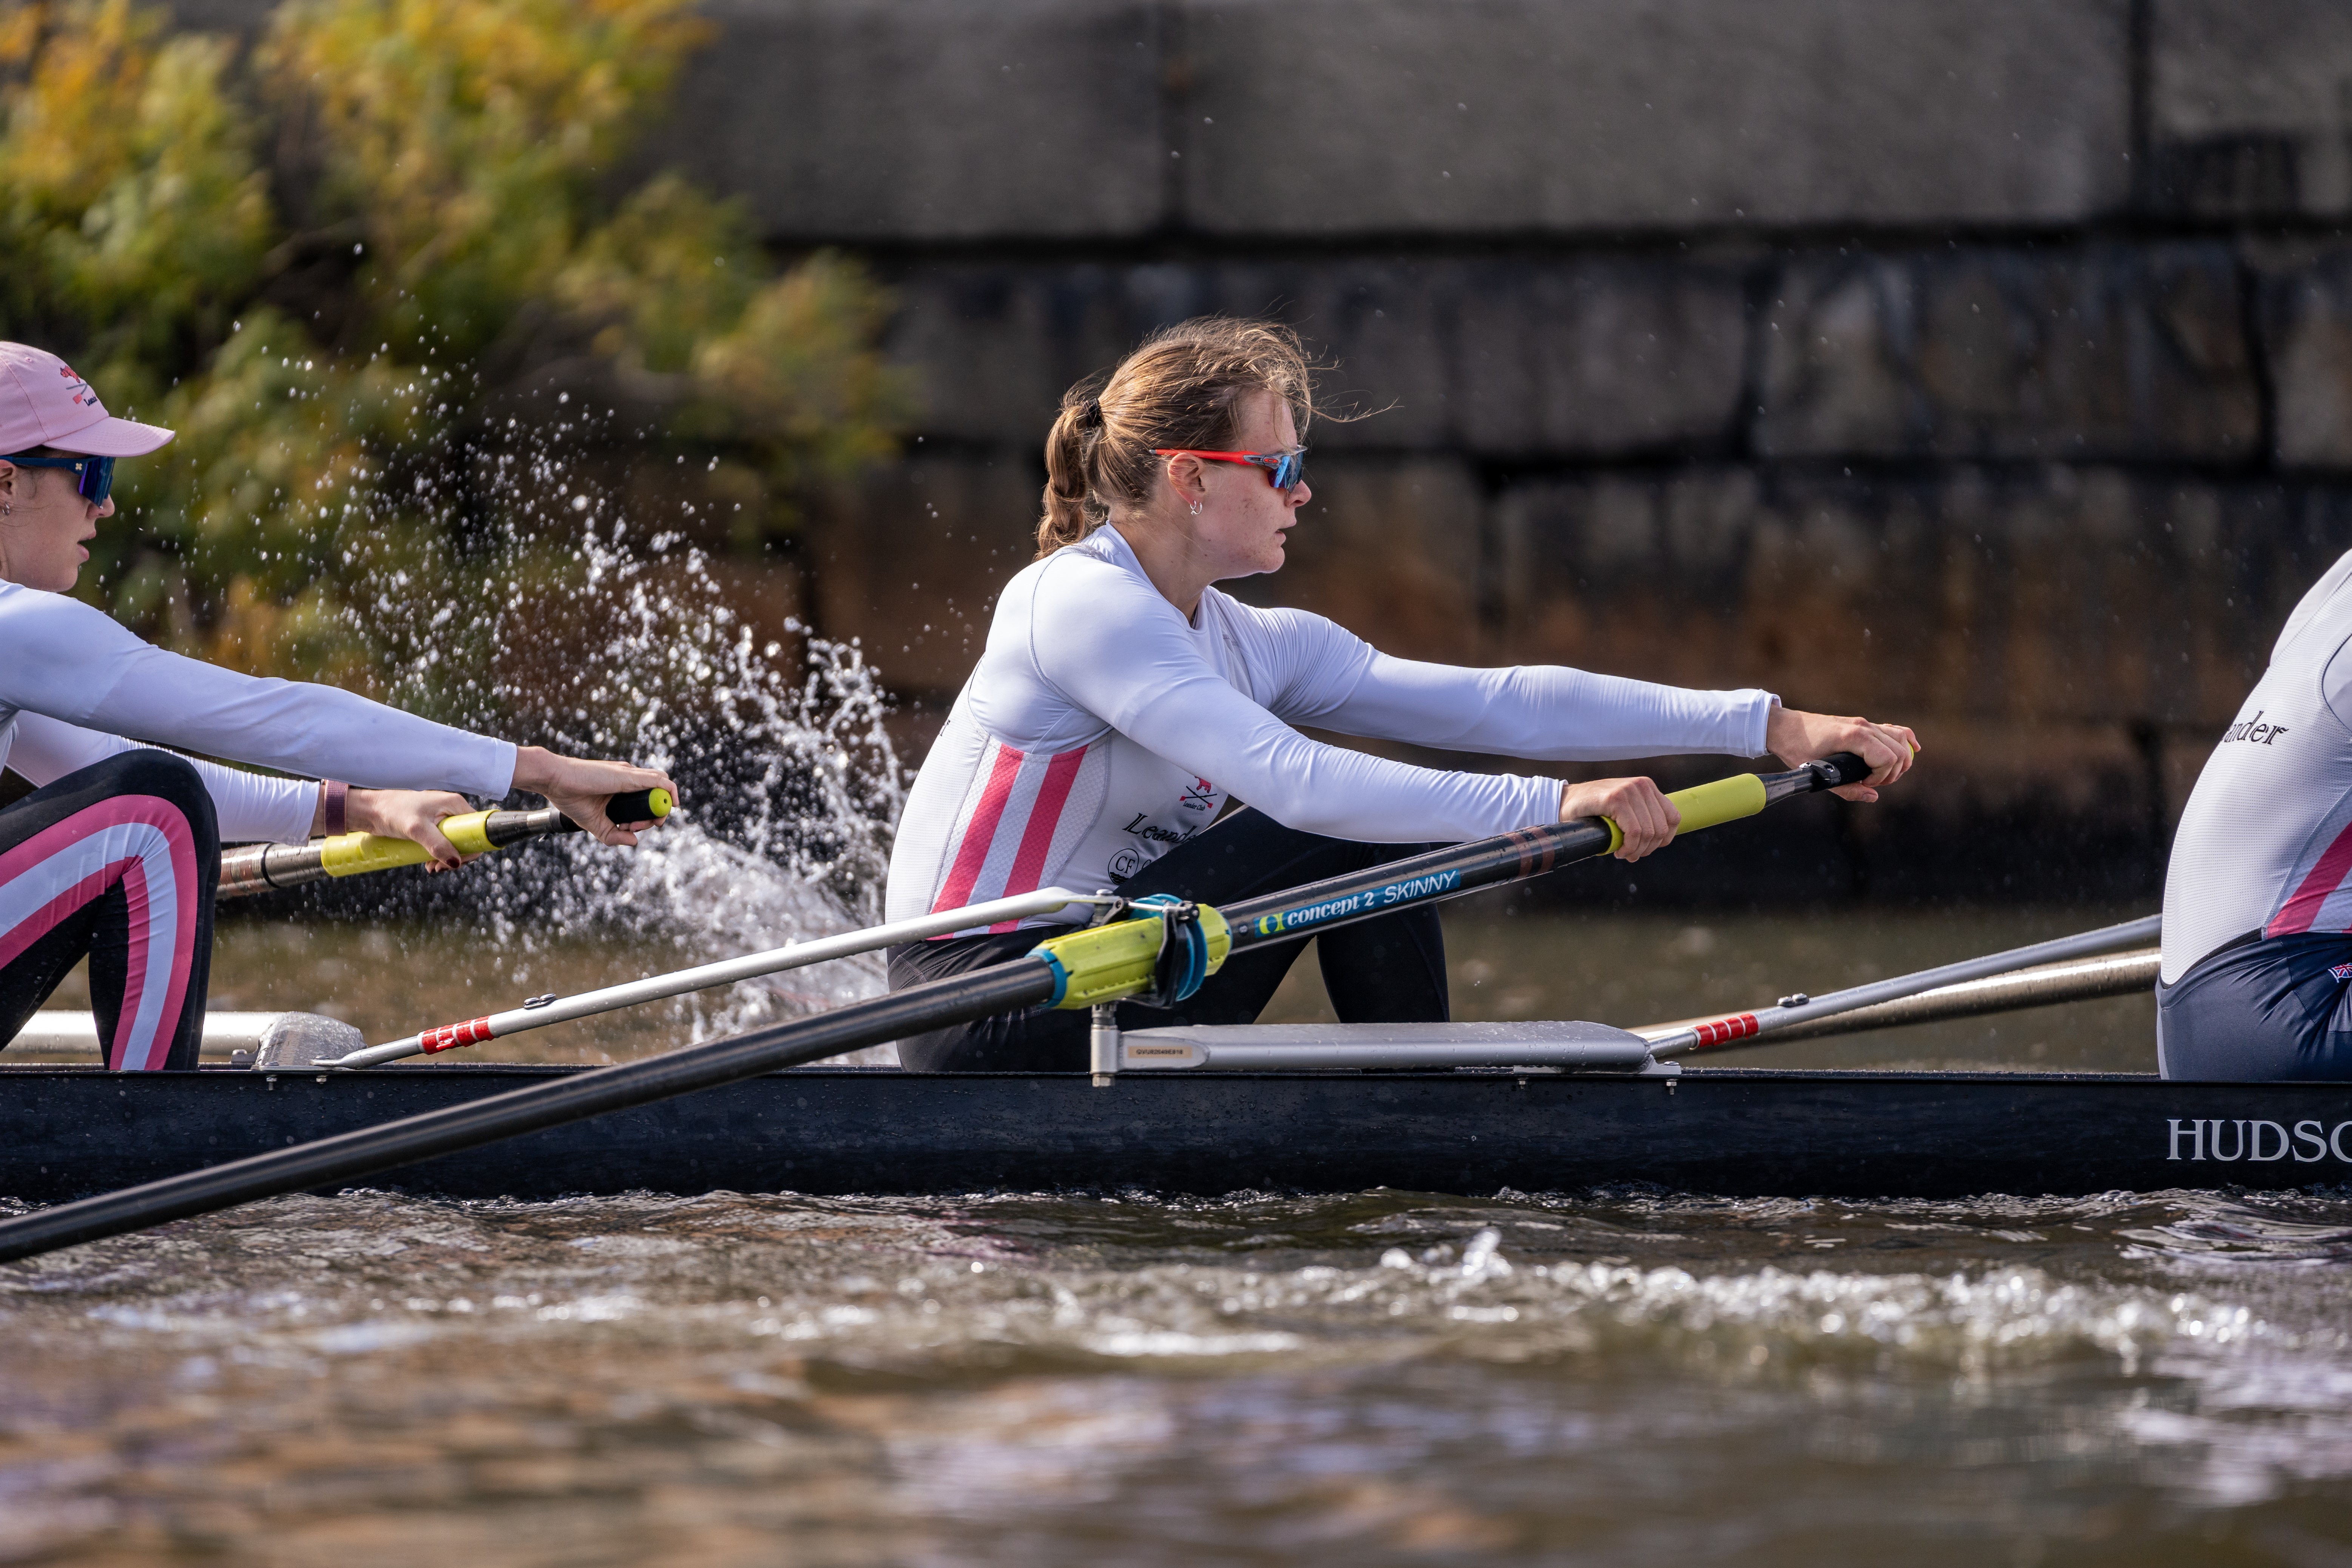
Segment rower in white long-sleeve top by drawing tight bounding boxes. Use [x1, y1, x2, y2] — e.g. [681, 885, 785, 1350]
[0, 342, 676, 1070]
[2161, 549, 2352, 1079]
[885, 316, 1920, 1071]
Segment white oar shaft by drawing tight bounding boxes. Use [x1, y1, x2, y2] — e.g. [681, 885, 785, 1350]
[1644, 912, 2162, 1060]
[322, 887, 1107, 1069]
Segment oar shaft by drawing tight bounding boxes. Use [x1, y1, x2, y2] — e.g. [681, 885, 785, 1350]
[1220, 758, 1840, 952]
[1646, 913, 2164, 1059]
[1637, 949, 2159, 1050]
[0, 962, 1053, 1265]
[326, 886, 1109, 1068]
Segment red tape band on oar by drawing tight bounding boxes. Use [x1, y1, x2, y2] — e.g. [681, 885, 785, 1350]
[1687, 1014, 1760, 1049]
[421, 1017, 496, 1054]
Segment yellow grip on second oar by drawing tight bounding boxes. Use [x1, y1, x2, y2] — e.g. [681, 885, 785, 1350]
[1601, 772, 1770, 855]
[318, 810, 500, 877]
[1032, 905, 1235, 1010]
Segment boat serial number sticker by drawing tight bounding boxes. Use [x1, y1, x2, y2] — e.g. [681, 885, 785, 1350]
[1255, 870, 1462, 936]
[2168, 1118, 2352, 1162]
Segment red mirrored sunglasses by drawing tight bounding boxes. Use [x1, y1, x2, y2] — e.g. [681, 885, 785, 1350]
[1151, 447, 1307, 493]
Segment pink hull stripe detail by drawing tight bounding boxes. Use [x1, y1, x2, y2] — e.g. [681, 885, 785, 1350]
[933, 744, 1027, 915]
[2270, 818, 2352, 936]
[0, 795, 200, 1071]
[989, 747, 1088, 933]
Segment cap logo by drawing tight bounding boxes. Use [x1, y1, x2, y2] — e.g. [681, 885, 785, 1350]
[56, 363, 99, 411]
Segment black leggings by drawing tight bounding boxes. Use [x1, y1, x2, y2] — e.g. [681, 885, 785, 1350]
[0, 752, 219, 1070]
[889, 809, 1448, 1071]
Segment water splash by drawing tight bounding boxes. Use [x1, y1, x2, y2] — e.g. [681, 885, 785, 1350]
[253, 404, 913, 1060]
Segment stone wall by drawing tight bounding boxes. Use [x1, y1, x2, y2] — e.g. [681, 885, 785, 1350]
[715, 0, 2352, 903]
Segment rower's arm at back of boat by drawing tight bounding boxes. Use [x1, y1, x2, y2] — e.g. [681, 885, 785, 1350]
[0, 585, 514, 796]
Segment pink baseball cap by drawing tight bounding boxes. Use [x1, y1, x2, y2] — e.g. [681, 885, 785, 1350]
[0, 342, 173, 457]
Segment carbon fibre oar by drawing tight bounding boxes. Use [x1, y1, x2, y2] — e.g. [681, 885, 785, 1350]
[320, 886, 1119, 1068]
[1641, 913, 2163, 1060]
[1631, 948, 2159, 1048]
[216, 787, 674, 898]
[0, 752, 1869, 1265]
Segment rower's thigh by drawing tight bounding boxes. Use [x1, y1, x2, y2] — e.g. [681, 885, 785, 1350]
[0, 896, 108, 1045]
[1119, 808, 1434, 906]
[0, 751, 220, 1069]
[2159, 934, 2352, 1081]
[1121, 810, 1446, 1025]
[889, 930, 1089, 1071]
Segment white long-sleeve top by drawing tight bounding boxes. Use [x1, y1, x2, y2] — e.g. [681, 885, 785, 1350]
[2164, 549, 2352, 982]
[0, 580, 518, 843]
[885, 526, 1776, 931]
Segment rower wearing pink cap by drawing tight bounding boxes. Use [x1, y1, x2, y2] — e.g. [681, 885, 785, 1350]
[0, 343, 676, 1070]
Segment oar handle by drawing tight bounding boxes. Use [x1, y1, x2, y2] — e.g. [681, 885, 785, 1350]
[557, 787, 671, 834]
[1600, 773, 1765, 854]
[216, 786, 674, 898]
[1810, 752, 1872, 789]
[1591, 752, 1867, 853]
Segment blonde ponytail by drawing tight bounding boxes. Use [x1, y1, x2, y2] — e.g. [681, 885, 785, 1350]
[1038, 383, 1109, 554]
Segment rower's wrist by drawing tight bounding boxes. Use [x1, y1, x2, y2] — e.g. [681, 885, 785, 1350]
[341, 787, 392, 839]
[510, 745, 555, 795]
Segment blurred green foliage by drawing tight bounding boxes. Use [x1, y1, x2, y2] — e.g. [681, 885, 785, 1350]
[0, 0, 901, 710]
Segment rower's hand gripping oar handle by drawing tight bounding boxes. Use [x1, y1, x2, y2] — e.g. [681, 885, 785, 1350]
[573, 788, 670, 832]
[1594, 751, 1869, 853]
[217, 787, 674, 898]
[1806, 752, 1875, 789]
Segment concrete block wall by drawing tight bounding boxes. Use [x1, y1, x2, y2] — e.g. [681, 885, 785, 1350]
[698, 0, 2352, 900]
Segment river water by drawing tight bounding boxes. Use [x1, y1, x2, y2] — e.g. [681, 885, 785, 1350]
[10, 904, 2352, 1562]
[6, 1180, 2352, 1563]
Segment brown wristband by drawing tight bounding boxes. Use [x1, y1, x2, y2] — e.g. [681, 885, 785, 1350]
[322, 779, 349, 836]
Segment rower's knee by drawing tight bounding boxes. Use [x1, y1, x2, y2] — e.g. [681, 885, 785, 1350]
[86, 750, 220, 850]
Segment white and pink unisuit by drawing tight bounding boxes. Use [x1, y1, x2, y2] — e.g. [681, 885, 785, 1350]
[2166, 549, 2352, 981]
[886, 526, 1778, 935]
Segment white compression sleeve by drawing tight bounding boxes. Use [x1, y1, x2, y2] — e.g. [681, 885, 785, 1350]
[8, 713, 322, 844]
[1316, 652, 1775, 761]
[0, 586, 516, 796]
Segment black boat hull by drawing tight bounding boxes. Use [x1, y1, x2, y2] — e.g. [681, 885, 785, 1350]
[4, 1065, 2349, 1202]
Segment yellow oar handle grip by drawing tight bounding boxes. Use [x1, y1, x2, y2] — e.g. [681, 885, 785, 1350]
[1032, 905, 1234, 1011]
[318, 810, 500, 877]
[310, 788, 670, 880]
[1601, 772, 1769, 855]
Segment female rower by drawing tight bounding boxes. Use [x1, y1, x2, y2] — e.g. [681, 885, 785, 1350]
[885, 317, 1917, 1071]
[2161, 550, 2352, 1079]
[0, 341, 675, 1070]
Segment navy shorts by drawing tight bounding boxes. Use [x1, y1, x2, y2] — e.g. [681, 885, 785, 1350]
[2158, 932, 2352, 1081]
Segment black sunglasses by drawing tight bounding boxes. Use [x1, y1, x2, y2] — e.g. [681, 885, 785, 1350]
[1, 451, 115, 506]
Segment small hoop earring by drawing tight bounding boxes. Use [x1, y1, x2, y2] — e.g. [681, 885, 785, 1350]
[1188, 501, 1202, 516]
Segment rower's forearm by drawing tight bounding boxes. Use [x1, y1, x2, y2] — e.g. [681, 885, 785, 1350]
[1328, 657, 1778, 762]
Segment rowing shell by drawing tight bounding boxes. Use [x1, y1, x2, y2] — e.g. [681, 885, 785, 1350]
[2, 1053, 2342, 1203]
